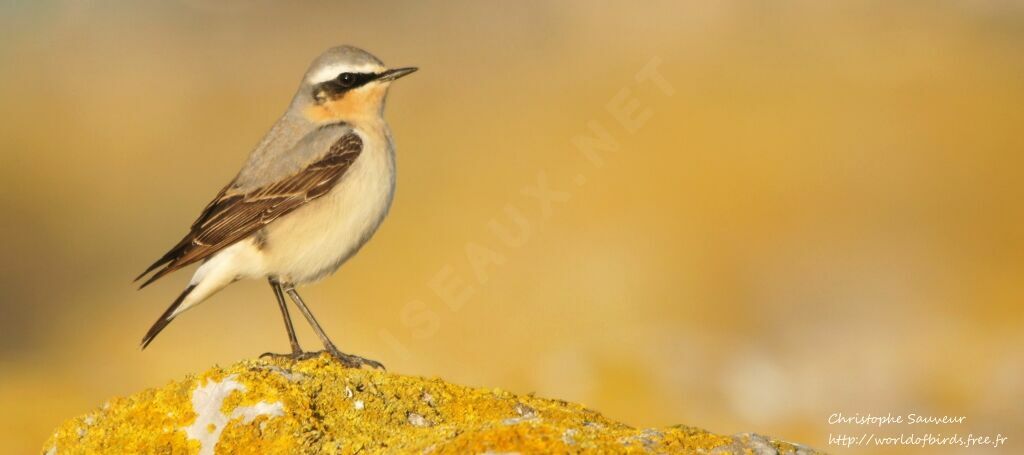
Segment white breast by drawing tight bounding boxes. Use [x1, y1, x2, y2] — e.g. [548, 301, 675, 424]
[259, 125, 396, 284]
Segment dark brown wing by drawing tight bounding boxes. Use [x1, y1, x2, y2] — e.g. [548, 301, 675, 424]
[136, 132, 363, 288]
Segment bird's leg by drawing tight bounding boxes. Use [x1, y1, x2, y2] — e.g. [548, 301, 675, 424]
[283, 285, 385, 370]
[260, 278, 305, 360]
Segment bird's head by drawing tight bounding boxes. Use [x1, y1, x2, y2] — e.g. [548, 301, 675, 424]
[298, 45, 417, 124]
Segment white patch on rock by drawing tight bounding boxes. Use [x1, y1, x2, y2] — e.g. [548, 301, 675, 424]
[182, 375, 285, 455]
[407, 412, 430, 427]
[562, 428, 577, 445]
[502, 402, 541, 426]
[513, 403, 537, 419]
[354, 400, 365, 410]
[231, 401, 285, 424]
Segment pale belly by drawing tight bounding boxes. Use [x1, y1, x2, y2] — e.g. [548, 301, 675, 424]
[258, 136, 395, 284]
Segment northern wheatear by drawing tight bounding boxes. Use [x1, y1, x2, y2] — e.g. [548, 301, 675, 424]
[136, 46, 416, 369]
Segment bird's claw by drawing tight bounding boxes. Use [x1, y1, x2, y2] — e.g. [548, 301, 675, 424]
[260, 349, 385, 370]
[323, 346, 386, 370]
[259, 350, 316, 361]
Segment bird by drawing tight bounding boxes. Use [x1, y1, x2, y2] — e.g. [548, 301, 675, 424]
[135, 45, 417, 369]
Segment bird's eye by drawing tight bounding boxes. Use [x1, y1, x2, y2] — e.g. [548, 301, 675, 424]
[337, 72, 356, 86]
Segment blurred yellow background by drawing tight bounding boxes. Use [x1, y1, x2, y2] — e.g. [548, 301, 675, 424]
[1, 1, 1022, 453]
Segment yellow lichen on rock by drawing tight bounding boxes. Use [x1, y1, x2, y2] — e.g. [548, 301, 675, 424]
[43, 356, 820, 454]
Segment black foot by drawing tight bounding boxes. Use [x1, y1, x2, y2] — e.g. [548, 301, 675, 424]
[325, 346, 386, 370]
[260, 350, 319, 361]
[260, 349, 385, 370]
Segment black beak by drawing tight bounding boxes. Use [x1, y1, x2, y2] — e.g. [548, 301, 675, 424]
[377, 67, 418, 82]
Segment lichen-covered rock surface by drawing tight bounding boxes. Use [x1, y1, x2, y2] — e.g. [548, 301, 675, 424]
[44, 356, 820, 454]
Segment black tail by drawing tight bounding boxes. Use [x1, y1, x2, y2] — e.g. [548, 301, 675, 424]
[134, 238, 191, 289]
[141, 284, 196, 349]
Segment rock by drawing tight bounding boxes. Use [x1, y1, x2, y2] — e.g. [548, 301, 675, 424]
[43, 356, 820, 454]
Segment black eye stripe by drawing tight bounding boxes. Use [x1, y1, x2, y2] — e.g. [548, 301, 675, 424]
[337, 72, 374, 87]
[312, 72, 379, 100]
